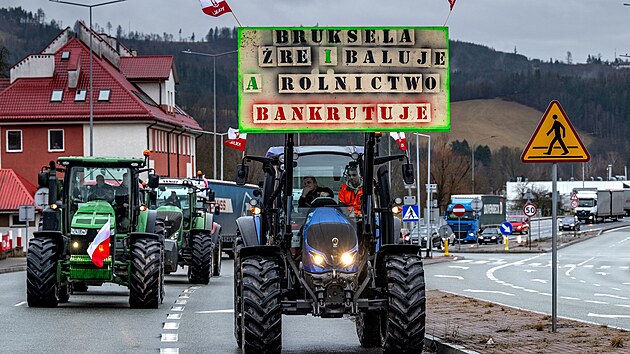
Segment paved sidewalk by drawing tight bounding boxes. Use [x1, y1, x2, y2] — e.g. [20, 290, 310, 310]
[0, 254, 26, 274]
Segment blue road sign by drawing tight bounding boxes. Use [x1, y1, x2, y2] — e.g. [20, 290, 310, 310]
[402, 205, 420, 222]
[500, 221, 513, 235]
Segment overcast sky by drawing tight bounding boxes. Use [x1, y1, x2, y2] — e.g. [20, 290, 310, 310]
[4, 0, 630, 63]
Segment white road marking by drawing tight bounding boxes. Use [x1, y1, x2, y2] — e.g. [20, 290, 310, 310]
[531, 279, 548, 284]
[463, 289, 515, 296]
[523, 289, 538, 293]
[163, 322, 180, 330]
[473, 260, 490, 264]
[593, 284, 601, 287]
[578, 257, 595, 266]
[434, 274, 464, 280]
[160, 349, 179, 354]
[623, 282, 630, 285]
[510, 285, 525, 290]
[584, 300, 608, 305]
[523, 269, 537, 273]
[447, 265, 470, 270]
[539, 293, 551, 297]
[616, 304, 630, 308]
[167, 314, 182, 320]
[620, 266, 630, 270]
[161, 334, 178, 342]
[196, 309, 234, 314]
[490, 261, 507, 265]
[612, 288, 621, 291]
[14, 301, 26, 307]
[178, 295, 190, 299]
[595, 272, 607, 276]
[580, 280, 586, 283]
[598, 265, 611, 269]
[588, 313, 630, 319]
[171, 306, 185, 312]
[175, 299, 188, 305]
[583, 265, 594, 268]
[560, 296, 580, 301]
[594, 293, 630, 300]
[528, 262, 543, 267]
[564, 265, 576, 276]
[456, 260, 473, 263]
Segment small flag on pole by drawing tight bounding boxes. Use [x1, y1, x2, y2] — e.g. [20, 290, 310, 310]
[224, 127, 247, 151]
[199, 0, 232, 17]
[448, 0, 457, 11]
[390, 132, 408, 151]
[87, 218, 111, 268]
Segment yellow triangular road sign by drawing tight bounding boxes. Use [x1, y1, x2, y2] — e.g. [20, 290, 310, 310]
[521, 100, 589, 163]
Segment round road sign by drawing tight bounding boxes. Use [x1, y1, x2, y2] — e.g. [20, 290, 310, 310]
[523, 203, 537, 217]
[570, 200, 578, 209]
[453, 203, 466, 218]
[471, 198, 483, 212]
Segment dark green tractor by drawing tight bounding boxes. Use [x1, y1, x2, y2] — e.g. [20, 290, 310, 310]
[26, 156, 166, 308]
[156, 177, 222, 284]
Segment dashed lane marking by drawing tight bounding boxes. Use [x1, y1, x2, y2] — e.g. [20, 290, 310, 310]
[447, 265, 470, 269]
[584, 300, 609, 305]
[160, 349, 179, 354]
[434, 275, 464, 280]
[161, 334, 178, 342]
[167, 313, 182, 320]
[594, 293, 629, 300]
[163, 322, 180, 330]
[560, 296, 581, 301]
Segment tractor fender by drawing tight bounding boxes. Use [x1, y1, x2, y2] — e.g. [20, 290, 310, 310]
[211, 222, 222, 246]
[143, 210, 159, 234]
[236, 216, 259, 247]
[130, 232, 164, 244]
[374, 244, 422, 287]
[164, 239, 178, 273]
[238, 244, 283, 263]
[32, 230, 67, 255]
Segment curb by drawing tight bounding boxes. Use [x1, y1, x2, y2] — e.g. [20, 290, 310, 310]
[0, 264, 26, 274]
[424, 335, 481, 354]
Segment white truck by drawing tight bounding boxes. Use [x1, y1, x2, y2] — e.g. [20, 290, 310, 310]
[574, 188, 624, 223]
[623, 189, 630, 216]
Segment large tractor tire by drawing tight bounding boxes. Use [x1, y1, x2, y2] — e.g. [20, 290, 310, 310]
[356, 310, 384, 347]
[154, 219, 166, 303]
[188, 233, 212, 284]
[129, 238, 162, 309]
[382, 253, 426, 354]
[233, 237, 244, 348]
[241, 255, 282, 354]
[212, 238, 222, 276]
[27, 238, 59, 307]
[57, 282, 70, 303]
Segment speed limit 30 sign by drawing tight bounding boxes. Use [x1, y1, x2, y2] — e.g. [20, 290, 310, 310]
[523, 203, 537, 217]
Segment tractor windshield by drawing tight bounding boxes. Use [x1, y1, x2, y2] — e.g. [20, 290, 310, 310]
[67, 166, 132, 232]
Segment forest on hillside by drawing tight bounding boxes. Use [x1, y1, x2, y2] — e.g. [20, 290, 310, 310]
[2, 6, 630, 212]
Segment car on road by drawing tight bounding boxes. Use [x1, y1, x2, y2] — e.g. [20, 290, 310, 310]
[507, 215, 529, 234]
[405, 227, 443, 249]
[478, 227, 503, 244]
[559, 216, 581, 231]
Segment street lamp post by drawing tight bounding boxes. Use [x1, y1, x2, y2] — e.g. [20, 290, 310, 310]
[50, 0, 126, 157]
[471, 135, 496, 193]
[182, 49, 238, 179]
[412, 133, 431, 257]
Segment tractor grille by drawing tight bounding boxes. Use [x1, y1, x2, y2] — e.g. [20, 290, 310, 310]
[69, 255, 112, 280]
[70, 229, 98, 255]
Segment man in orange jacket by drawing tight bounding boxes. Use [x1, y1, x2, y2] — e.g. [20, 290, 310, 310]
[338, 166, 362, 215]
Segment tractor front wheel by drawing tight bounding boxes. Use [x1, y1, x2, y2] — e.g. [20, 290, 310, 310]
[241, 255, 282, 353]
[212, 237, 222, 276]
[356, 310, 384, 347]
[188, 233, 212, 284]
[233, 237, 244, 348]
[27, 238, 59, 307]
[129, 238, 162, 309]
[382, 253, 426, 354]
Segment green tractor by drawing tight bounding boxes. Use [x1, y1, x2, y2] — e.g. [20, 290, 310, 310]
[27, 156, 166, 308]
[156, 177, 222, 284]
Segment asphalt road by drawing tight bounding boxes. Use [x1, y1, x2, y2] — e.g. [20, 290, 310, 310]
[425, 226, 630, 330]
[0, 259, 382, 353]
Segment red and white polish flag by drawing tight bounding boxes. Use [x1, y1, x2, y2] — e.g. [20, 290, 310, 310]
[224, 127, 247, 151]
[199, 0, 232, 17]
[87, 218, 111, 268]
[389, 132, 408, 151]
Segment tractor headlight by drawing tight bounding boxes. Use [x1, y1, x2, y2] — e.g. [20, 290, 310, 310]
[71, 228, 87, 236]
[72, 241, 80, 249]
[340, 252, 355, 266]
[312, 253, 325, 266]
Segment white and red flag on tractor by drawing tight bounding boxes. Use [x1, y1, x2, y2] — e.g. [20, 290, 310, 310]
[199, 0, 232, 17]
[389, 132, 408, 151]
[448, 0, 457, 11]
[224, 127, 247, 151]
[87, 218, 111, 268]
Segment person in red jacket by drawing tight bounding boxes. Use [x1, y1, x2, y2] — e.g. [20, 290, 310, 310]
[338, 166, 363, 215]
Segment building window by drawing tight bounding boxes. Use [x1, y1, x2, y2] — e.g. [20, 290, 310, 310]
[98, 89, 111, 101]
[6, 130, 22, 152]
[10, 215, 34, 227]
[51, 90, 63, 102]
[75, 90, 86, 102]
[61, 51, 70, 60]
[49, 129, 64, 152]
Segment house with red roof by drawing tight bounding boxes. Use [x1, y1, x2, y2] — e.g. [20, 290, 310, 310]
[0, 169, 38, 247]
[0, 22, 203, 188]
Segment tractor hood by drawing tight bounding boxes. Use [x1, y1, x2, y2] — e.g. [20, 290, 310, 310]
[157, 206, 183, 240]
[70, 200, 115, 255]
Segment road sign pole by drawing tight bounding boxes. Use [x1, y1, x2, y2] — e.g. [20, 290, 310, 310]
[458, 217, 461, 251]
[552, 163, 558, 332]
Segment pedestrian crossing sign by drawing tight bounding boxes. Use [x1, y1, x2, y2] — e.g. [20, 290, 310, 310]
[521, 100, 590, 163]
[402, 205, 420, 222]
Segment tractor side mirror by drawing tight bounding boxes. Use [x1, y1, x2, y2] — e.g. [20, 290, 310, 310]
[402, 163, 414, 185]
[38, 172, 49, 188]
[236, 164, 249, 186]
[214, 205, 220, 215]
[148, 174, 159, 189]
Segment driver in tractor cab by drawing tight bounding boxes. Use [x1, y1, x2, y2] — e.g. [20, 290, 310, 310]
[338, 165, 363, 215]
[298, 176, 334, 207]
[88, 175, 115, 203]
[115, 173, 131, 232]
[164, 191, 181, 208]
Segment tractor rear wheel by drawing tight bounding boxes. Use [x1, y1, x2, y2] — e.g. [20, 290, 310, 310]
[212, 237, 222, 276]
[188, 233, 211, 284]
[27, 238, 59, 307]
[57, 282, 70, 303]
[241, 255, 282, 353]
[233, 237, 244, 348]
[129, 238, 162, 309]
[382, 253, 425, 354]
[356, 310, 384, 347]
